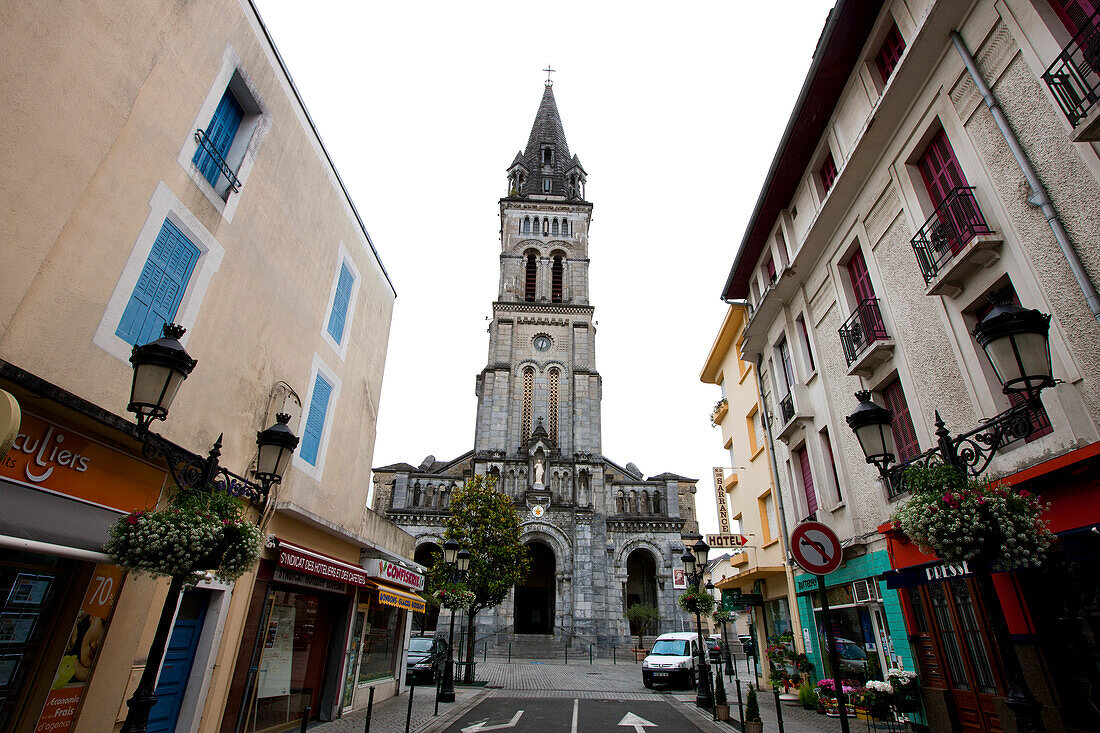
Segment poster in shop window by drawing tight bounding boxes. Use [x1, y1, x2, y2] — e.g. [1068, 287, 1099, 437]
[34, 564, 124, 733]
[258, 605, 295, 698]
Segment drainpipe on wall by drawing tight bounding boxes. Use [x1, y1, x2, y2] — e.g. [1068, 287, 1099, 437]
[754, 355, 807, 656]
[950, 30, 1100, 324]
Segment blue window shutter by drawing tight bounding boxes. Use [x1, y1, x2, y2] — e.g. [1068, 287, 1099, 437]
[192, 89, 244, 187]
[116, 219, 200, 346]
[327, 263, 354, 344]
[300, 373, 333, 466]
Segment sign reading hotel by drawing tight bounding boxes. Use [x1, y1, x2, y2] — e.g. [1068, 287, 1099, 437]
[365, 559, 425, 591]
[706, 533, 748, 549]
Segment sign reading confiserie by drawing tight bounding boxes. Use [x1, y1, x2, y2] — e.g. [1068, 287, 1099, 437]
[365, 558, 425, 591]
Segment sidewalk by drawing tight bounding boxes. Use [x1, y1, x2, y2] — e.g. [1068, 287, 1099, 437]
[308, 684, 487, 733]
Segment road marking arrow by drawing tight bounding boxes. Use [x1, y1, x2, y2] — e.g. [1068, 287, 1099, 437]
[617, 711, 657, 731]
[461, 710, 524, 732]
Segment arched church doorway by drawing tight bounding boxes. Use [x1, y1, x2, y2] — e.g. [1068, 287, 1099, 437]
[625, 549, 658, 636]
[414, 543, 441, 632]
[515, 541, 555, 635]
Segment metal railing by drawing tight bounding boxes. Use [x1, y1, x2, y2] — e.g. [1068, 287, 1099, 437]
[1042, 10, 1100, 127]
[778, 393, 795, 425]
[193, 129, 242, 192]
[910, 187, 994, 283]
[838, 298, 889, 366]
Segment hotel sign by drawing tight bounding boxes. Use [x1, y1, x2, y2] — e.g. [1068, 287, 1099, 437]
[706, 533, 748, 549]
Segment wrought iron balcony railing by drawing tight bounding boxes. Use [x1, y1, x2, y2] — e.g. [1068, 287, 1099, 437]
[910, 187, 994, 283]
[779, 392, 795, 425]
[1042, 10, 1100, 127]
[194, 129, 242, 192]
[839, 298, 889, 367]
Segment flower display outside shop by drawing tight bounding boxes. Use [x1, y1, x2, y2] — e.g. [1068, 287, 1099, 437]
[890, 464, 1054, 571]
[432, 585, 476, 610]
[764, 632, 814, 690]
[678, 586, 715, 615]
[886, 668, 920, 712]
[859, 679, 894, 719]
[105, 489, 263, 582]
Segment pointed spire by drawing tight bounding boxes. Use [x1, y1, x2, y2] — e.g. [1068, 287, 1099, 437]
[507, 83, 585, 199]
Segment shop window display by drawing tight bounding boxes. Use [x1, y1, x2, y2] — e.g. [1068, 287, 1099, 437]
[354, 595, 401, 683]
[812, 584, 892, 683]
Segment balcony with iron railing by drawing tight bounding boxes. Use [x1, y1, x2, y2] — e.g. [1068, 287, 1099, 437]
[194, 129, 242, 194]
[774, 384, 813, 445]
[910, 187, 1001, 297]
[779, 392, 795, 425]
[1043, 10, 1100, 138]
[839, 298, 893, 377]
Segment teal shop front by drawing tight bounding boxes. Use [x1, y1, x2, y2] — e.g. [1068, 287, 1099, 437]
[794, 550, 915, 684]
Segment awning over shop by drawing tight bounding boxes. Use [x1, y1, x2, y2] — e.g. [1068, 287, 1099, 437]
[274, 537, 369, 587]
[375, 583, 426, 614]
[714, 565, 786, 590]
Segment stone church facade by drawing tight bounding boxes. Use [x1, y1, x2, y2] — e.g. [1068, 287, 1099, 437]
[372, 82, 699, 649]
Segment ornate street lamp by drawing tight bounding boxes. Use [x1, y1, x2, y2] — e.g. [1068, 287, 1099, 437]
[845, 298, 1055, 733]
[120, 324, 298, 733]
[682, 540, 714, 709]
[438, 541, 468, 704]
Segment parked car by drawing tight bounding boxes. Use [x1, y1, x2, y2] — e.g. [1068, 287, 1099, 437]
[405, 635, 448, 684]
[641, 632, 700, 689]
[706, 636, 723, 664]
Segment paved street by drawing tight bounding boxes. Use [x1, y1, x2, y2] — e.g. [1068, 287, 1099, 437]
[311, 660, 853, 733]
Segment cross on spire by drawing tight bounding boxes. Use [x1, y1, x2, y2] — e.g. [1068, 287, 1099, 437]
[543, 64, 555, 86]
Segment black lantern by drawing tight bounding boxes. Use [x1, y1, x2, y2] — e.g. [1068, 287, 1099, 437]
[255, 413, 300, 488]
[693, 538, 710, 569]
[846, 390, 896, 476]
[681, 550, 696, 576]
[443, 539, 460, 565]
[972, 298, 1053, 396]
[456, 548, 471, 574]
[127, 323, 197, 432]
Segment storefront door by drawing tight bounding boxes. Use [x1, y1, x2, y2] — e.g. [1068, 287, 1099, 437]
[908, 580, 1003, 732]
[148, 589, 210, 733]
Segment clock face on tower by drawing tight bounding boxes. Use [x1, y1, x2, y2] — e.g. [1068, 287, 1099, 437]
[533, 335, 552, 352]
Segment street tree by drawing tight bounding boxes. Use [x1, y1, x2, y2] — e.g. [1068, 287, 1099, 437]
[431, 475, 528, 681]
[625, 603, 659, 652]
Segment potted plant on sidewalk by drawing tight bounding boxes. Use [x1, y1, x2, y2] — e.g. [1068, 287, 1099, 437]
[745, 684, 763, 733]
[713, 660, 730, 721]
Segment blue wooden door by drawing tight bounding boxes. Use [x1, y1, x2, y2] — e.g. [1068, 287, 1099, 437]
[147, 590, 209, 733]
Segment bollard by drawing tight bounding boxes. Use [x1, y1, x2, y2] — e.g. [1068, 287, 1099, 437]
[483, 644, 487, 662]
[612, 646, 616, 665]
[299, 706, 311, 733]
[589, 644, 593, 664]
[365, 687, 375, 732]
[508, 642, 512, 664]
[735, 677, 745, 732]
[774, 687, 785, 733]
[564, 643, 568, 664]
[405, 683, 415, 733]
[434, 670, 440, 718]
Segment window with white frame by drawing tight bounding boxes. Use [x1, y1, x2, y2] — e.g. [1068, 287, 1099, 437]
[295, 357, 341, 478]
[322, 247, 361, 359]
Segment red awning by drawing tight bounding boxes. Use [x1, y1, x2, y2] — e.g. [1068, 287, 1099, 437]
[274, 538, 369, 587]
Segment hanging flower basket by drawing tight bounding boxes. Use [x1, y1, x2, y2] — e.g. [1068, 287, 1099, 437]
[105, 489, 262, 582]
[712, 608, 736, 626]
[890, 464, 1053, 571]
[678, 587, 715, 615]
[433, 586, 475, 609]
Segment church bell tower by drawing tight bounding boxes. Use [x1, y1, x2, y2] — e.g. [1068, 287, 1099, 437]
[473, 81, 601, 501]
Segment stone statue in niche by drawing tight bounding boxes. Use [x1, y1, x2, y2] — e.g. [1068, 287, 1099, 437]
[533, 454, 545, 487]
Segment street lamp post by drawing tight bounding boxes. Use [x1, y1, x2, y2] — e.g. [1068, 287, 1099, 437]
[437, 541, 469, 703]
[682, 539, 714, 709]
[846, 293, 1052, 733]
[120, 324, 298, 733]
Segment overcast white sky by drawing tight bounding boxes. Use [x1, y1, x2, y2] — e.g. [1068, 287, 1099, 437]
[253, 1, 835, 540]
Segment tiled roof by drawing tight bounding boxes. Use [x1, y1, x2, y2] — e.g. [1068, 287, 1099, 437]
[512, 84, 580, 198]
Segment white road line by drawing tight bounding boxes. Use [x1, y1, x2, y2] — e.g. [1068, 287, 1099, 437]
[571, 698, 579, 733]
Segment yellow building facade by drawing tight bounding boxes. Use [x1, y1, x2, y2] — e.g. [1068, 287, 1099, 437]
[700, 303, 805, 686]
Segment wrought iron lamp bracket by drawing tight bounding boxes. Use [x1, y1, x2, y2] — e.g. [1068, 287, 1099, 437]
[139, 431, 269, 507]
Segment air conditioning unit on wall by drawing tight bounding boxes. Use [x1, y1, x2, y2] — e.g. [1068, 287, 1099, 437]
[853, 579, 880, 603]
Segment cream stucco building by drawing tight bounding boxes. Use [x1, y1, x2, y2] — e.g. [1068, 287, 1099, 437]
[0, 1, 417, 731]
[715, 1, 1100, 730]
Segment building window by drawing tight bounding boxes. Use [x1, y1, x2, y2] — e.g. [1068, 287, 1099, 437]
[193, 88, 243, 189]
[776, 336, 795, 395]
[796, 315, 815, 373]
[764, 256, 777, 285]
[543, 179, 552, 194]
[847, 248, 877, 302]
[300, 371, 333, 466]
[525, 253, 537, 301]
[551, 256, 563, 302]
[820, 428, 842, 503]
[820, 152, 838, 193]
[115, 218, 200, 346]
[795, 446, 818, 516]
[326, 261, 355, 346]
[522, 216, 531, 234]
[918, 130, 968, 209]
[543, 147, 553, 166]
[548, 368, 560, 443]
[562, 219, 570, 235]
[521, 366, 534, 439]
[551, 218, 559, 236]
[882, 377, 920, 462]
[875, 23, 906, 84]
[760, 491, 777, 543]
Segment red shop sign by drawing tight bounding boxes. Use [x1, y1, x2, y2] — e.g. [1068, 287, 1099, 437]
[275, 539, 368, 587]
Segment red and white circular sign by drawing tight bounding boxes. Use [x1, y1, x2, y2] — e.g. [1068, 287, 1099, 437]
[790, 521, 843, 576]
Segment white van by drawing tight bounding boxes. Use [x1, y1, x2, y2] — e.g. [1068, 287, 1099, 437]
[641, 632, 701, 689]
